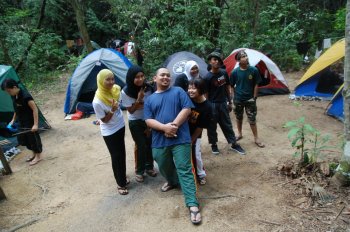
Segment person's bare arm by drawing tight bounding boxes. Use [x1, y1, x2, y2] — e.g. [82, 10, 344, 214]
[145, 108, 190, 137]
[101, 99, 119, 123]
[226, 85, 232, 104]
[126, 102, 143, 114]
[28, 100, 39, 132]
[126, 88, 145, 114]
[253, 84, 259, 99]
[10, 112, 17, 125]
[172, 108, 191, 127]
[145, 119, 177, 136]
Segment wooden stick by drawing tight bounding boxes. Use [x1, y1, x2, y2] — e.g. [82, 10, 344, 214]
[199, 194, 252, 200]
[12, 130, 32, 136]
[20, 127, 49, 131]
[12, 128, 49, 136]
[257, 219, 282, 226]
[335, 205, 346, 221]
[6, 218, 39, 232]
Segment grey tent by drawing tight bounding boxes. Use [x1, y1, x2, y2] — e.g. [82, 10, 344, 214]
[64, 48, 132, 114]
[162, 51, 208, 85]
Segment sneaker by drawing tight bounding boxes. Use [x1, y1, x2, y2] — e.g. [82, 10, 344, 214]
[230, 143, 246, 155]
[211, 144, 220, 155]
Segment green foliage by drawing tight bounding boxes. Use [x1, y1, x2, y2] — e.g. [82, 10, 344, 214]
[283, 117, 336, 165]
[5, 31, 31, 64]
[334, 7, 346, 31]
[0, 0, 347, 79]
[57, 54, 84, 72]
[27, 33, 67, 72]
[220, 0, 345, 71]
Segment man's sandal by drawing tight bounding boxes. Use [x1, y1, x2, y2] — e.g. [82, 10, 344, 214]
[135, 175, 144, 183]
[255, 141, 265, 148]
[161, 182, 177, 192]
[117, 186, 128, 195]
[189, 208, 201, 225]
[26, 156, 35, 162]
[145, 169, 157, 177]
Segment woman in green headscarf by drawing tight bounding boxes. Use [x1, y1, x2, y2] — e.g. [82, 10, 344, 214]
[92, 69, 129, 195]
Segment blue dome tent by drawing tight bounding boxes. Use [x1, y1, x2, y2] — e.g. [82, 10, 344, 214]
[64, 48, 132, 114]
[326, 84, 344, 121]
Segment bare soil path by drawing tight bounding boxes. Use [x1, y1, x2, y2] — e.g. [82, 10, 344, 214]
[0, 71, 348, 232]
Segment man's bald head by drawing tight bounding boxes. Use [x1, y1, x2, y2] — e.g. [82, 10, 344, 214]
[156, 68, 170, 76]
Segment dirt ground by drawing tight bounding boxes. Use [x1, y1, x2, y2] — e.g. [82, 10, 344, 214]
[0, 71, 349, 232]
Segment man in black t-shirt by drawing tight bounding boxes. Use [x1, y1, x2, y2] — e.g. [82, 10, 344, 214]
[204, 49, 245, 155]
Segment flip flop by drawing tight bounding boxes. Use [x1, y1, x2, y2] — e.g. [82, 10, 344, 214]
[29, 159, 42, 166]
[161, 182, 177, 192]
[236, 135, 243, 141]
[255, 141, 265, 148]
[26, 156, 35, 162]
[189, 208, 201, 225]
[117, 186, 128, 195]
[135, 175, 144, 183]
[145, 169, 157, 177]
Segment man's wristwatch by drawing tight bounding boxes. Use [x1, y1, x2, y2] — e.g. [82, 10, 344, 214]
[254, 97, 257, 101]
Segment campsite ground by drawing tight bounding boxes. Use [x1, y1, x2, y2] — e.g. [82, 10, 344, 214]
[0, 71, 349, 232]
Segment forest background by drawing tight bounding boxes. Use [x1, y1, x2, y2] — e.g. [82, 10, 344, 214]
[0, 0, 347, 86]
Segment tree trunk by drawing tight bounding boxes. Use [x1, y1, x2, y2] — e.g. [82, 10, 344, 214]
[71, 0, 93, 54]
[251, 0, 259, 48]
[333, 0, 350, 186]
[15, 0, 47, 73]
[207, 0, 224, 47]
[0, 34, 13, 66]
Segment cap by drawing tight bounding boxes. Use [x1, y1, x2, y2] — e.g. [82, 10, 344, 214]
[207, 50, 223, 65]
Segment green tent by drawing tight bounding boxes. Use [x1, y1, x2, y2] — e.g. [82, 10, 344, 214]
[0, 65, 51, 130]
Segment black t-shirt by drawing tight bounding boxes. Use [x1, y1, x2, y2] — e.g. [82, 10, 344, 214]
[189, 99, 212, 136]
[204, 69, 230, 103]
[13, 88, 35, 127]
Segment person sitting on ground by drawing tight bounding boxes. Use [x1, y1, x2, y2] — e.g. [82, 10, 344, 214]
[92, 69, 129, 195]
[144, 68, 201, 225]
[1, 79, 43, 166]
[121, 65, 157, 183]
[230, 50, 265, 148]
[188, 78, 212, 185]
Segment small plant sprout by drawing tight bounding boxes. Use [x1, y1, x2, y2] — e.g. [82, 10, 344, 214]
[283, 117, 336, 166]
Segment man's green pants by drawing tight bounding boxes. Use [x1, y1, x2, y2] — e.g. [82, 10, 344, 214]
[153, 143, 199, 207]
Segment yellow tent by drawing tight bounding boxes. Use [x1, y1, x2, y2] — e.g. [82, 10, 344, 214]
[297, 38, 345, 86]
